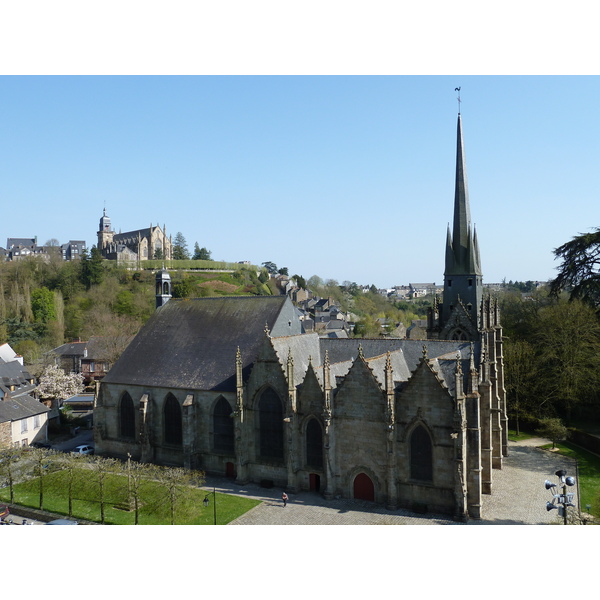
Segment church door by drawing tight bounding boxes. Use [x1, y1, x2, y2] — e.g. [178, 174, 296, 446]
[225, 462, 235, 479]
[353, 473, 375, 501]
[309, 473, 320, 492]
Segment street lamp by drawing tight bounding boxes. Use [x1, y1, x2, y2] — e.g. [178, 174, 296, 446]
[544, 469, 576, 525]
[203, 487, 217, 525]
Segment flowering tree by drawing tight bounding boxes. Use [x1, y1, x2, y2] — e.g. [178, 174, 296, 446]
[37, 364, 84, 401]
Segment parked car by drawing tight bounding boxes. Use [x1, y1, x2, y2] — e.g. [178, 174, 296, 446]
[71, 444, 94, 455]
[0, 505, 9, 521]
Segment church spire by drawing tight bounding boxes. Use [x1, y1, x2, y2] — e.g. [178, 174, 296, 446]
[439, 107, 484, 338]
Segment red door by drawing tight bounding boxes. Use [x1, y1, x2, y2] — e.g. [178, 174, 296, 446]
[225, 462, 235, 479]
[353, 473, 375, 501]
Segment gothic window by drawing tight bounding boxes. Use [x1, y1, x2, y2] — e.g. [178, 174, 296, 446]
[120, 392, 136, 439]
[451, 329, 467, 341]
[468, 278, 473, 287]
[164, 394, 183, 446]
[410, 424, 433, 482]
[258, 387, 283, 460]
[305, 418, 323, 469]
[448, 279, 452, 287]
[213, 396, 234, 453]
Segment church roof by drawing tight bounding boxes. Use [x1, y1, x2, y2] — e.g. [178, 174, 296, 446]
[102, 296, 296, 392]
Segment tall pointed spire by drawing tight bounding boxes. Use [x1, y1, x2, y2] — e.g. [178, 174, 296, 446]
[452, 114, 471, 264]
[439, 107, 483, 337]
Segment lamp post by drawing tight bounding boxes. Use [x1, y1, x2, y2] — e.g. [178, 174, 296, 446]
[203, 487, 217, 525]
[545, 469, 576, 525]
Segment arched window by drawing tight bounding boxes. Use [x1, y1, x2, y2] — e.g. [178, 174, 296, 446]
[410, 424, 433, 482]
[306, 419, 323, 468]
[213, 396, 234, 453]
[258, 387, 283, 459]
[119, 392, 136, 439]
[164, 394, 182, 446]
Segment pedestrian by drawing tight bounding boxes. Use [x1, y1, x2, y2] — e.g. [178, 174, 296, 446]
[282, 491, 288, 507]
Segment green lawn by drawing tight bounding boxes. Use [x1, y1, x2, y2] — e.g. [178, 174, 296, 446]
[507, 429, 535, 442]
[0, 470, 261, 525]
[539, 441, 600, 518]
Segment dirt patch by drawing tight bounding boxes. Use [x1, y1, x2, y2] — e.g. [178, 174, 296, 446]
[199, 280, 239, 293]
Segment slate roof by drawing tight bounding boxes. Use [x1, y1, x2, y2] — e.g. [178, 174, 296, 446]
[51, 341, 88, 358]
[0, 394, 50, 424]
[0, 361, 35, 396]
[271, 335, 478, 392]
[103, 296, 296, 392]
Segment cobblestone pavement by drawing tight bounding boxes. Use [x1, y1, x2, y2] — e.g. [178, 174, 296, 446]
[202, 438, 578, 525]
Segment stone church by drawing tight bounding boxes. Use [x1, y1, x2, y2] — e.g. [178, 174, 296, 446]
[97, 209, 173, 264]
[95, 114, 506, 521]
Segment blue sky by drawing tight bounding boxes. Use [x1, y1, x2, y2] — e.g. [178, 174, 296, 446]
[1, 75, 599, 288]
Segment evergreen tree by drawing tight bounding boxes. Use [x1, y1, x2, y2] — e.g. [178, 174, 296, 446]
[173, 232, 189, 260]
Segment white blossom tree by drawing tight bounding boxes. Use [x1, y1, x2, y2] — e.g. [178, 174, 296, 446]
[37, 364, 84, 403]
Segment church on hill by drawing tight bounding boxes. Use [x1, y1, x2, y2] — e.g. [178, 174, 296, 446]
[97, 209, 173, 264]
[94, 114, 506, 521]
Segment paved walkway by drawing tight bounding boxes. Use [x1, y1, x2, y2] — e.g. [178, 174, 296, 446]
[202, 438, 578, 525]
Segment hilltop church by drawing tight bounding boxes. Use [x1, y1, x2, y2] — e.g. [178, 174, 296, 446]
[97, 209, 173, 264]
[94, 114, 506, 521]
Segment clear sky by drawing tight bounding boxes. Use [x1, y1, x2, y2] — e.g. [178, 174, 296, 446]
[1, 75, 599, 289]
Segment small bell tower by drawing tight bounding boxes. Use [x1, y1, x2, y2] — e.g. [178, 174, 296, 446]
[155, 267, 172, 309]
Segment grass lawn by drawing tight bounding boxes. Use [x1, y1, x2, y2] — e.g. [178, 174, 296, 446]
[507, 429, 535, 442]
[0, 470, 261, 525]
[538, 440, 600, 518]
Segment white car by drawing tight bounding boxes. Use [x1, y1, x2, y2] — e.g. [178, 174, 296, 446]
[72, 444, 94, 455]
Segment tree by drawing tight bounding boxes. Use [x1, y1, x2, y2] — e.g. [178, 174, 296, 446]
[37, 364, 84, 403]
[534, 299, 600, 423]
[154, 465, 203, 525]
[89, 456, 118, 525]
[262, 261, 278, 275]
[80, 247, 104, 289]
[504, 339, 537, 435]
[31, 287, 56, 327]
[173, 232, 189, 261]
[550, 228, 600, 307]
[536, 418, 568, 449]
[292, 274, 306, 290]
[154, 248, 164, 260]
[193, 243, 212, 261]
[278, 267, 289, 276]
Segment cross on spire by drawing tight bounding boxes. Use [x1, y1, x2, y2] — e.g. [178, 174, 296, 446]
[455, 87, 461, 114]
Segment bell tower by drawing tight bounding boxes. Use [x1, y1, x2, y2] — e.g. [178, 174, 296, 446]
[98, 208, 114, 253]
[156, 267, 172, 309]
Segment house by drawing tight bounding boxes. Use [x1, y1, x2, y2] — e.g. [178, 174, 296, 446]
[49, 338, 114, 384]
[94, 113, 507, 520]
[0, 345, 50, 449]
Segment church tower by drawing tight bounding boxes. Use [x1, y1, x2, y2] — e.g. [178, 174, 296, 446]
[435, 113, 483, 340]
[98, 208, 114, 252]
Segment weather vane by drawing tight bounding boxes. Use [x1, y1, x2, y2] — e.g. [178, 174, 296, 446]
[455, 87, 461, 114]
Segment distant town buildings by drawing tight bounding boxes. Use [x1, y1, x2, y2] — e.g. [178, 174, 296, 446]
[2, 237, 86, 262]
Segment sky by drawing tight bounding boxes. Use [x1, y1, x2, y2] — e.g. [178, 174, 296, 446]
[2, 75, 599, 289]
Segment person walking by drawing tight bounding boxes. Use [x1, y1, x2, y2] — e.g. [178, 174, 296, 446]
[282, 492, 288, 507]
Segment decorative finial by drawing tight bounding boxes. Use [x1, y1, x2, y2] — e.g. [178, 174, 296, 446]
[358, 344, 364, 359]
[455, 351, 463, 375]
[264, 323, 271, 336]
[455, 86, 461, 114]
[422, 344, 428, 359]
